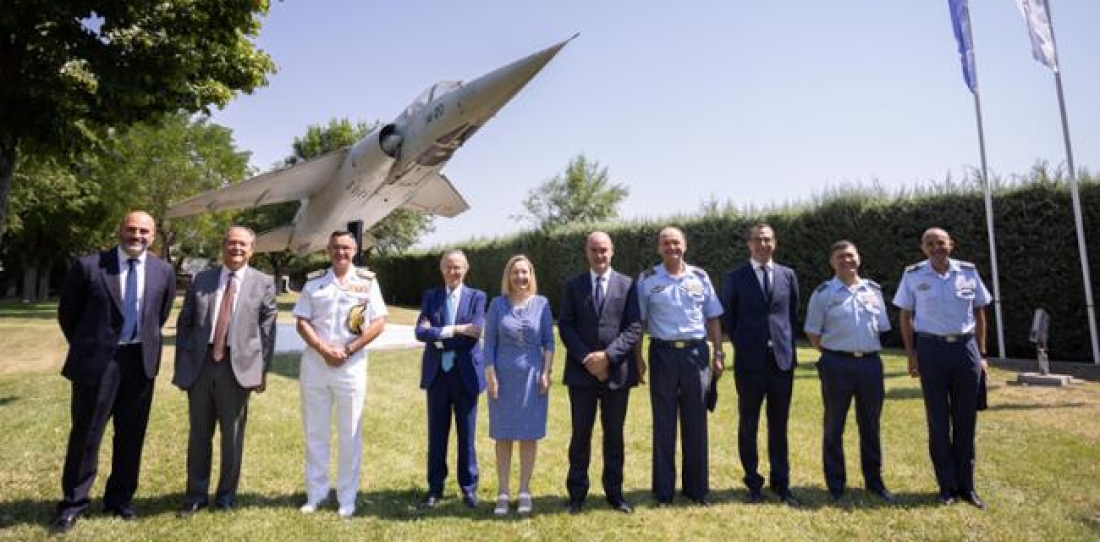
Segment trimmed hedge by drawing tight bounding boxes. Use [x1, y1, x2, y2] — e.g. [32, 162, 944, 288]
[370, 178, 1099, 361]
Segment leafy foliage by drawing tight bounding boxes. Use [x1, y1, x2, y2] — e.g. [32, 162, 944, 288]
[516, 154, 629, 231]
[0, 0, 276, 237]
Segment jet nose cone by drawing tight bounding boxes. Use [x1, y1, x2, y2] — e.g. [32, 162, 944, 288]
[461, 35, 575, 119]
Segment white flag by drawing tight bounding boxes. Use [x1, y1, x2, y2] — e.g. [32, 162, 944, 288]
[1016, 0, 1059, 71]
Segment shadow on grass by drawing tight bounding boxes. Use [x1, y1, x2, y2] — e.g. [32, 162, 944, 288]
[269, 353, 301, 381]
[985, 401, 1089, 411]
[0, 396, 16, 407]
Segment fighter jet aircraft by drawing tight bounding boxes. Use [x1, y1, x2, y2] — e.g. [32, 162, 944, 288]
[166, 36, 575, 254]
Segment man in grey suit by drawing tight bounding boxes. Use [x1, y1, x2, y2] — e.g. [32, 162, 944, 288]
[559, 232, 642, 514]
[174, 226, 277, 515]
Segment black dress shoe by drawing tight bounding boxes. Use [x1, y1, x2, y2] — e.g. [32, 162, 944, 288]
[462, 492, 479, 509]
[957, 490, 986, 510]
[107, 505, 137, 521]
[872, 488, 897, 504]
[178, 500, 209, 518]
[777, 491, 800, 508]
[746, 490, 765, 504]
[418, 494, 441, 510]
[50, 513, 79, 534]
[610, 500, 633, 514]
[567, 499, 583, 514]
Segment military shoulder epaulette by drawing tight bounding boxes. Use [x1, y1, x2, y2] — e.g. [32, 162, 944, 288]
[640, 268, 657, 280]
[691, 267, 708, 280]
[306, 269, 326, 280]
[865, 279, 881, 289]
[957, 261, 975, 269]
[815, 282, 830, 293]
[905, 262, 924, 273]
[355, 268, 376, 280]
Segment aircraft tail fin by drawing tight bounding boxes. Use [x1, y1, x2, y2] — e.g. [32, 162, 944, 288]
[401, 173, 470, 218]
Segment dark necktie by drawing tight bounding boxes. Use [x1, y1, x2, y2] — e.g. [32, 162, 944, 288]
[212, 272, 237, 362]
[442, 291, 456, 372]
[121, 258, 140, 341]
[593, 275, 605, 315]
[761, 265, 772, 302]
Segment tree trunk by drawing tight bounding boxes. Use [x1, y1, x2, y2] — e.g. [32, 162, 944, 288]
[0, 137, 17, 240]
[21, 262, 37, 303]
[37, 260, 51, 301]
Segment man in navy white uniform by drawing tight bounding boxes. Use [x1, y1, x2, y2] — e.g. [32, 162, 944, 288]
[804, 240, 894, 503]
[293, 231, 387, 518]
[636, 227, 725, 506]
[893, 227, 991, 509]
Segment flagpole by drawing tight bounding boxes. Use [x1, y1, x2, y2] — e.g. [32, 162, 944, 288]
[1046, 1, 1099, 364]
[971, 90, 1005, 358]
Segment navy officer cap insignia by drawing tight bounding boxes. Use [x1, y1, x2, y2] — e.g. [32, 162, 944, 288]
[347, 303, 368, 334]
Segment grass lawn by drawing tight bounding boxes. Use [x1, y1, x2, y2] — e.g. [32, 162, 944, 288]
[1, 299, 1099, 540]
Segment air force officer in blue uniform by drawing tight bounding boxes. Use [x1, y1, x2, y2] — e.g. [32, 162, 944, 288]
[415, 250, 487, 509]
[893, 227, 991, 509]
[804, 240, 894, 503]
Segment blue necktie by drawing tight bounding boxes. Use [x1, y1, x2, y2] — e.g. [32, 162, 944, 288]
[121, 258, 139, 341]
[761, 265, 772, 302]
[593, 275, 605, 315]
[442, 292, 456, 372]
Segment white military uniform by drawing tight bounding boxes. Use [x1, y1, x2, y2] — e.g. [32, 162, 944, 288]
[292, 267, 387, 512]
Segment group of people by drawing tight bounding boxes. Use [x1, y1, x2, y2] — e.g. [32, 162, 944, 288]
[49, 209, 992, 534]
[412, 224, 992, 515]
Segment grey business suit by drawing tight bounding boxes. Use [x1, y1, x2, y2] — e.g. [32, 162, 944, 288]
[174, 265, 277, 505]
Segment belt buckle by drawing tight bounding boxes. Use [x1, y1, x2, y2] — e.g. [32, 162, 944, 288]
[674, 341, 687, 349]
[945, 335, 959, 343]
[852, 351, 865, 358]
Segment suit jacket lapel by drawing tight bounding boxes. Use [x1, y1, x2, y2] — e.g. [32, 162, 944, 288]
[102, 249, 124, 314]
[455, 287, 471, 324]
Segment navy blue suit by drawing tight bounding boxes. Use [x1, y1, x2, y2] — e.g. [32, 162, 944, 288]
[56, 248, 176, 516]
[414, 286, 486, 497]
[721, 262, 799, 494]
[559, 271, 641, 505]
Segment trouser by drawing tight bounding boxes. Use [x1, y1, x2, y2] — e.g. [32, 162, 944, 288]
[649, 341, 710, 501]
[817, 351, 885, 494]
[186, 348, 251, 505]
[300, 352, 367, 508]
[426, 367, 479, 496]
[566, 384, 630, 504]
[58, 344, 154, 516]
[917, 335, 981, 494]
[735, 351, 793, 493]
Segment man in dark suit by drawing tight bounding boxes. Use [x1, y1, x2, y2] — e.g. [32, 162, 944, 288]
[52, 211, 176, 533]
[414, 249, 486, 509]
[720, 223, 800, 506]
[174, 226, 277, 516]
[559, 232, 642, 514]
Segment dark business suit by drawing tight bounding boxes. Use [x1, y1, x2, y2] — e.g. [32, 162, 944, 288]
[559, 271, 641, 506]
[721, 262, 799, 494]
[173, 265, 277, 506]
[56, 248, 176, 516]
[414, 286, 487, 497]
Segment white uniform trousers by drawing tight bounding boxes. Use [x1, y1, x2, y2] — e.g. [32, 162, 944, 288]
[299, 350, 368, 509]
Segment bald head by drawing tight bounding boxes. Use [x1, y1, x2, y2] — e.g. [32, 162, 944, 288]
[585, 231, 614, 274]
[117, 211, 156, 257]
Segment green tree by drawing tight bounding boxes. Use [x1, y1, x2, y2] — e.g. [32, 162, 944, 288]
[517, 154, 629, 231]
[91, 113, 253, 267]
[0, 1, 275, 239]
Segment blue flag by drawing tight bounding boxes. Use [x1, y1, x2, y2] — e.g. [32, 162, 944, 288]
[948, 0, 977, 94]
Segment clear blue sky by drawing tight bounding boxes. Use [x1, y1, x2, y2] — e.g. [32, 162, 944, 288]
[209, 0, 1099, 248]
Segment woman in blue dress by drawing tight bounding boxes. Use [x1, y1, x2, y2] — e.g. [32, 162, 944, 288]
[484, 254, 555, 515]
